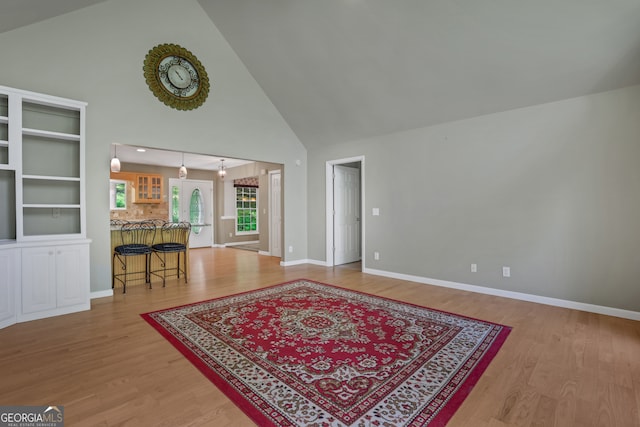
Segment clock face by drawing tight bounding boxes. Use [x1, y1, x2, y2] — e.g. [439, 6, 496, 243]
[143, 43, 210, 111]
[160, 57, 197, 95]
[166, 63, 193, 90]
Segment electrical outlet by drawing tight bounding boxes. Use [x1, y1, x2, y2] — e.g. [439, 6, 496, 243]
[288, 246, 293, 253]
[52, 208, 60, 218]
[471, 263, 477, 273]
[502, 266, 511, 277]
[374, 251, 380, 260]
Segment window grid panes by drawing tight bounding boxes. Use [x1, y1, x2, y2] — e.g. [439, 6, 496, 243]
[236, 187, 258, 233]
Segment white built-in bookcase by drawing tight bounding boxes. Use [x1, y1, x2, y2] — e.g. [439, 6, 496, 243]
[0, 85, 90, 329]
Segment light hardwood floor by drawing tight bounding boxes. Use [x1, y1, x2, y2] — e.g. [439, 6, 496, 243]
[1, 247, 639, 426]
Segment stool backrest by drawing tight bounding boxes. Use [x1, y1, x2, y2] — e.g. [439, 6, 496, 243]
[119, 221, 156, 246]
[160, 221, 191, 245]
[150, 219, 166, 227]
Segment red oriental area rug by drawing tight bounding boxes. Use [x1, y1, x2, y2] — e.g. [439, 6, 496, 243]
[141, 279, 511, 426]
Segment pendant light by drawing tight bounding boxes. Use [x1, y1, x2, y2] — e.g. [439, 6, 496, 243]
[218, 159, 226, 179]
[110, 144, 121, 173]
[178, 152, 187, 179]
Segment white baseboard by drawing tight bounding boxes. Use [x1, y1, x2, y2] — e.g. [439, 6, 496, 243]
[280, 258, 328, 267]
[362, 267, 640, 321]
[91, 289, 114, 299]
[93, 259, 640, 320]
[224, 240, 259, 247]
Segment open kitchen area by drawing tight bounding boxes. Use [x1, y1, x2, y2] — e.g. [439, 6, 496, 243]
[109, 144, 283, 291]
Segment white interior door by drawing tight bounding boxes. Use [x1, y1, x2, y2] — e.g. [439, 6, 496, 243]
[269, 170, 282, 257]
[334, 165, 360, 265]
[169, 179, 213, 248]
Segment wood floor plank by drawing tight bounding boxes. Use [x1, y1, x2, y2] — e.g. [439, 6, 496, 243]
[1, 247, 639, 426]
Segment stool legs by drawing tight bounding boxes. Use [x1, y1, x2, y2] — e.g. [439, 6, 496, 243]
[112, 252, 151, 294]
[150, 250, 188, 286]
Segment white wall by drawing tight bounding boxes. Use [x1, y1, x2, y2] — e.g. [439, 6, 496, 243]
[308, 85, 640, 312]
[0, 0, 307, 292]
[3, 0, 638, 312]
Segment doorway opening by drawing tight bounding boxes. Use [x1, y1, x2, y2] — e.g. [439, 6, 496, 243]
[325, 156, 365, 269]
[109, 144, 285, 263]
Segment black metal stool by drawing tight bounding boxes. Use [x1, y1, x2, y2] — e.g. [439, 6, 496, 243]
[150, 222, 191, 286]
[112, 221, 156, 293]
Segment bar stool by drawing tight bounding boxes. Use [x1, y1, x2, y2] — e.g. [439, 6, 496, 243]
[112, 221, 156, 293]
[150, 221, 191, 286]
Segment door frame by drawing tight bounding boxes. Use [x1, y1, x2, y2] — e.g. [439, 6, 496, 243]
[268, 169, 282, 257]
[168, 178, 214, 248]
[325, 155, 365, 268]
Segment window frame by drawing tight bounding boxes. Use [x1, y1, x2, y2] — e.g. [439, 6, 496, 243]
[235, 186, 258, 235]
[109, 179, 127, 210]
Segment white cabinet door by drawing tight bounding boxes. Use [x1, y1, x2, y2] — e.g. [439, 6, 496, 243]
[56, 244, 89, 308]
[0, 248, 19, 329]
[334, 165, 361, 265]
[21, 246, 57, 314]
[15, 242, 90, 325]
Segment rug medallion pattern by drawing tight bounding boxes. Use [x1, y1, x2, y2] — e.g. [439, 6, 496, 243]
[142, 279, 511, 426]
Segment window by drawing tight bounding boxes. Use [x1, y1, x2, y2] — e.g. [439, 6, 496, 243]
[171, 185, 180, 223]
[236, 186, 258, 234]
[109, 180, 127, 210]
[190, 188, 204, 235]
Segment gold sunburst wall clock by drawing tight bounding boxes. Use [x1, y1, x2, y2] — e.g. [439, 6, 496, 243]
[143, 43, 210, 111]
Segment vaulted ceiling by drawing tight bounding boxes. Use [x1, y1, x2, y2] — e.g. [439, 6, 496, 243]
[3, 0, 640, 149]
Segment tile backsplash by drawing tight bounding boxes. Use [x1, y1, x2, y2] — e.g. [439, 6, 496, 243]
[110, 201, 168, 221]
[110, 182, 168, 221]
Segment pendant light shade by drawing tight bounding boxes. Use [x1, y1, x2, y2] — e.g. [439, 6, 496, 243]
[110, 145, 121, 173]
[179, 153, 187, 179]
[218, 159, 226, 179]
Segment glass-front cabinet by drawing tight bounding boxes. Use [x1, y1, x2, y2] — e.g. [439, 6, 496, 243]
[135, 173, 162, 203]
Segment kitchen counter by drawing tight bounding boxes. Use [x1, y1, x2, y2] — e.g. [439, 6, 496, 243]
[110, 222, 189, 290]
